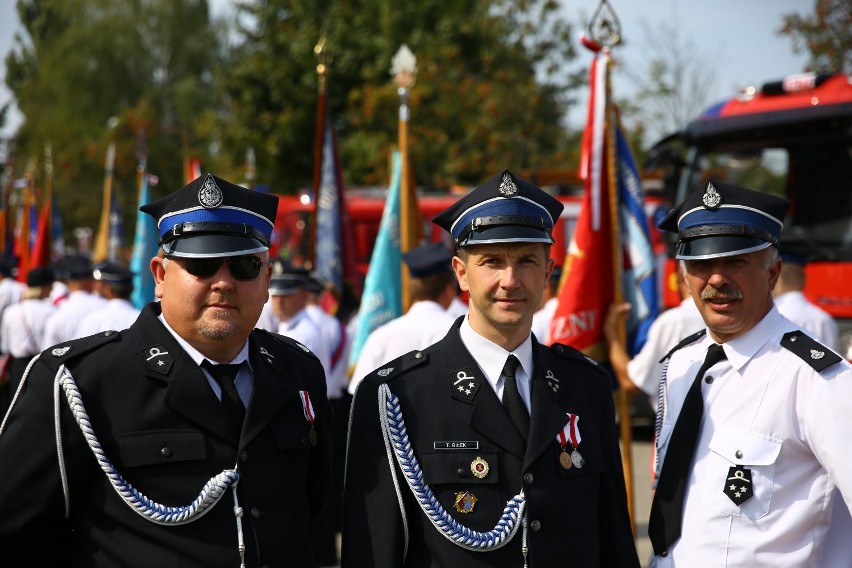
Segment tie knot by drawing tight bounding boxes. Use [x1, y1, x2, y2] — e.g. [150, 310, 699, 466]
[202, 360, 242, 387]
[502, 355, 520, 378]
[705, 344, 727, 368]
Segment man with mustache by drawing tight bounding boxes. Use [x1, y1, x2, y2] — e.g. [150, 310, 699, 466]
[647, 180, 852, 567]
[342, 170, 639, 567]
[0, 173, 332, 567]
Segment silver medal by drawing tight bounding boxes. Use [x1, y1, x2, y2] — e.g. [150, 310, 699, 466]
[571, 449, 585, 469]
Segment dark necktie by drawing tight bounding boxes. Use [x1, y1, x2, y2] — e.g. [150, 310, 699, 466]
[202, 360, 246, 434]
[500, 355, 529, 441]
[648, 344, 727, 556]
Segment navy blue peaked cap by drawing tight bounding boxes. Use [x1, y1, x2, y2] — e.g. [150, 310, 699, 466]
[433, 170, 564, 246]
[55, 255, 93, 280]
[269, 259, 310, 296]
[402, 242, 453, 278]
[140, 173, 279, 258]
[92, 261, 134, 285]
[658, 179, 790, 260]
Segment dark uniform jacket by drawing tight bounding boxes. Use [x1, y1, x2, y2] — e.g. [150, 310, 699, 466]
[0, 303, 333, 568]
[342, 319, 639, 567]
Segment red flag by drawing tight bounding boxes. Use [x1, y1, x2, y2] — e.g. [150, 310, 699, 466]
[549, 51, 615, 359]
[30, 196, 53, 268]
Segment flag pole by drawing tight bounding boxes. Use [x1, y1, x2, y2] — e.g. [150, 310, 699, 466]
[93, 141, 116, 262]
[392, 45, 419, 312]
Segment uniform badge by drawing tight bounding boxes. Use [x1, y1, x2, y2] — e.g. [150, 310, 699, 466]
[545, 369, 560, 393]
[197, 173, 224, 208]
[377, 367, 395, 377]
[702, 181, 722, 209]
[51, 346, 72, 357]
[299, 390, 317, 446]
[470, 456, 490, 479]
[723, 466, 753, 505]
[810, 349, 825, 360]
[498, 171, 518, 196]
[454, 491, 478, 514]
[451, 368, 479, 401]
[145, 345, 174, 375]
[556, 413, 584, 469]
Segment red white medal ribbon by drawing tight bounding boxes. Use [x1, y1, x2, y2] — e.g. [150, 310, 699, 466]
[299, 390, 315, 425]
[556, 413, 582, 447]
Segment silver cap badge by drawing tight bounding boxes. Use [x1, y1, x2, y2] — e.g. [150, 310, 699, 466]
[702, 181, 722, 209]
[198, 173, 224, 209]
[498, 172, 518, 196]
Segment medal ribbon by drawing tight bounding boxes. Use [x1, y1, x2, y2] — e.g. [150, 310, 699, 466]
[299, 390, 315, 426]
[568, 413, 581, 447]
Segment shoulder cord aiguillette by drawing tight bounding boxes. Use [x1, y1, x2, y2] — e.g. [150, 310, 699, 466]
[378, 383, 526, 556]
[6, 359, 248, 568]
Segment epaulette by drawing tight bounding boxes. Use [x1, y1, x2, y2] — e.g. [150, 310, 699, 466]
[780, 330, 842, 372]
[548, 342, 608, 376]
[658, 329, 707, 364]
[257, 328, 321, 364]
[368, 349, 430, 383]
[40, 330, 122, 371]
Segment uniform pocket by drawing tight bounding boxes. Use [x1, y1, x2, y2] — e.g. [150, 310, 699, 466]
[419, 450, 502, 530]
[118, 429, 206, 467]
[702, 425, 782, 519]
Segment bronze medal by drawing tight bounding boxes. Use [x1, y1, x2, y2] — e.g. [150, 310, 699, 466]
[309, 427, 318, 447]
[571, 449, 585, 469]
[559, 449, 573, 470]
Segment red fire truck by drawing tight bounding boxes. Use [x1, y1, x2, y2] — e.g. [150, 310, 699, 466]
[648, 71, 852, 357]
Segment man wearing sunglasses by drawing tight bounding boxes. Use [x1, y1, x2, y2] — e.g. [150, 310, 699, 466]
[0, 173, 333, 567]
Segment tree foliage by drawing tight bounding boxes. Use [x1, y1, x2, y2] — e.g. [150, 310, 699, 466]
[779, 0, 851, 73]
[4, 0, 222, 239]
[216, 0, 582, 190]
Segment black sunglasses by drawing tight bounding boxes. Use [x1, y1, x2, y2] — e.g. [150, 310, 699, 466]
[170, 256, 266, 281]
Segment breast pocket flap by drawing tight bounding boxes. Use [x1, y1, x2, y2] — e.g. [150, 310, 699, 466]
[708, 426, 782, 466]
[118, 429, 206, 468]
[421, 450, 499, 485]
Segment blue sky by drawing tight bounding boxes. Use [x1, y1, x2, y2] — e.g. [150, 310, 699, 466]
[1, 0, 811, 140]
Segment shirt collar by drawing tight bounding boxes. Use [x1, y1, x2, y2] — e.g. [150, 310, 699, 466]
[700, 305, 784, 372]
[158, 313, 251, 367]
[459, 315, 534, 390]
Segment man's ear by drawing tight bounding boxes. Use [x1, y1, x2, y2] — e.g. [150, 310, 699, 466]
[452, 255, 469, 293]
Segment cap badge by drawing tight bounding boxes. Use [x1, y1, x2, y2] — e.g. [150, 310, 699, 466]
[702, 181, 722, 209]
[498, 171, 518, 196]
[198, 173, 224, 209]
[454, 491, 478, 514]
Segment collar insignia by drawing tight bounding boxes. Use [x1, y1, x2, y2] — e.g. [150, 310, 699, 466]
[451, 368, 480, 401]
[545, 369, 560, 393]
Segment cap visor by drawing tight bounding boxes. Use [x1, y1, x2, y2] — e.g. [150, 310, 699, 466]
[163, 235, 268, 258]
[676, 236, 771, 260]
[462, 225, 553, 246]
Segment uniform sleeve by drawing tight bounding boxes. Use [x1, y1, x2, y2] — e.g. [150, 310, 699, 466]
[0, 356, 91, 564]
[341, 379, 406, 567]
[594, 371, 642, 567]
[304, 356, 334, 516]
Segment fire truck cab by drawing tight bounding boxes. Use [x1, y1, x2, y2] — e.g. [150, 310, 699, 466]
[649, 72, 852, 358]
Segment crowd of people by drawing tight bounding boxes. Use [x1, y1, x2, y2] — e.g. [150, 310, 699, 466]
[0, 170, 849, 567]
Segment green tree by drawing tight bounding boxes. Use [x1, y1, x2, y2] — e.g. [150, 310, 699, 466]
[779, 0, 851, 73]
[215, 0, 583, 191]
[4, 0, 223, 245]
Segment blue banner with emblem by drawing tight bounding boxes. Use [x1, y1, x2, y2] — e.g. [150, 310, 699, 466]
[615, 124, 658, 355]
[130, 163, 158, 308]
[348, 151, 404, 370]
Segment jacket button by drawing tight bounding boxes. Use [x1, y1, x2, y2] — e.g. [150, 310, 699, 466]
[523, 473, 534, 485]
[735, 450, 743, 459]
[239, 450, 249, 463]
[457, 467, 466, 477]
[661, 550, 668, 557]
[160, 446, 172, 458]
[530, 520, 541, 532]
[251, 507, 261, 519]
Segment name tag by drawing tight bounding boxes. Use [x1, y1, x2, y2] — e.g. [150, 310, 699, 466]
[433, 441, 479, 450]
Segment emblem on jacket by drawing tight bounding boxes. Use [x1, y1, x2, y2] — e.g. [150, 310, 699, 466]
[723, 466, 753, 505]
[451, 368, 479, 401]
[145, 345, 174, 375]
[51, 346, 72, 357]
[470, 456, 490, 479]
[377, 367, 394, 377]
[454, 491, 478, 514]
[546, 369, 560, 393]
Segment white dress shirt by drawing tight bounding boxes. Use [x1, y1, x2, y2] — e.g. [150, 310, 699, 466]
[652, 307, 852, 568]
[774, 290, 839, 350]
[75, 299, 141, 337]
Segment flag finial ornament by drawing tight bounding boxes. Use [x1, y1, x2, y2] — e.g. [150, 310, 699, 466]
[588, 0, 621, 48]
[391, 44, 417, 89]
[702, 181, 722, 209]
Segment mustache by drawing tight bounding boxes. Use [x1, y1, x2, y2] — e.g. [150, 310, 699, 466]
[701, 287, 743, 302]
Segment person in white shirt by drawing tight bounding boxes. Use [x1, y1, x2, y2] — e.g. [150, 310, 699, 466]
[268, 261, 332, 376]
[0, 258, 24, 412]
[41, 256, 106, 349]
[531, 265, 561, 344]
[773, 251, 838, 349]
[76, 262, 141, 337]
[648, 180, 852, 567]
[0, 266, 56, 399]
[348, 242, 459, 395]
